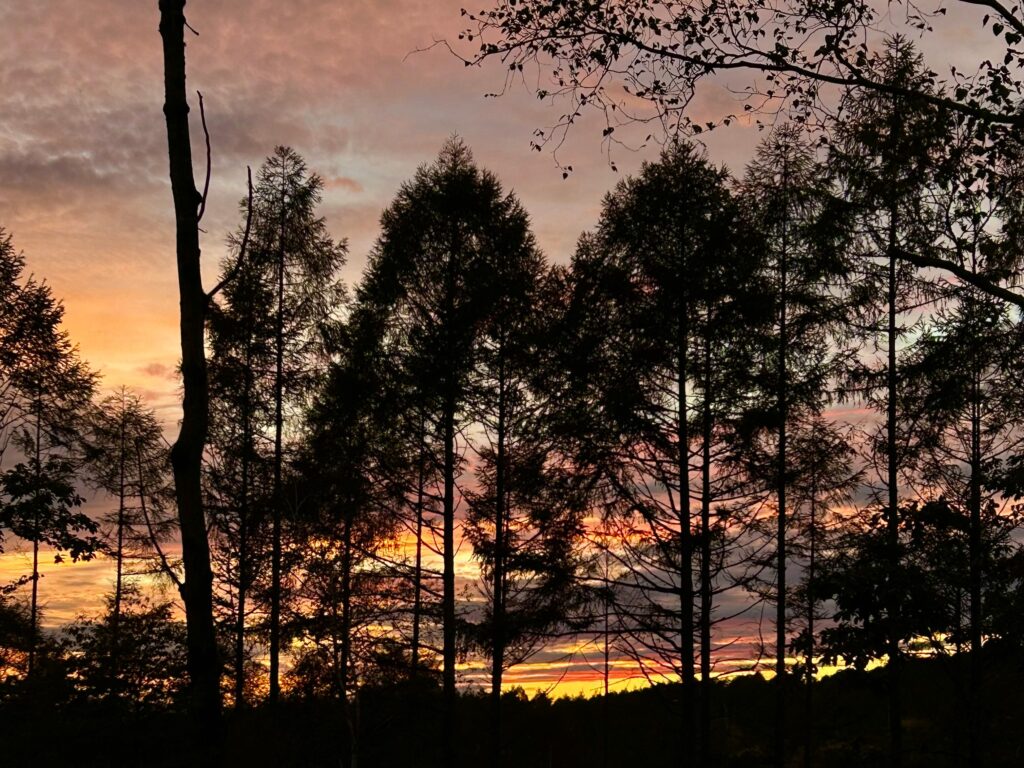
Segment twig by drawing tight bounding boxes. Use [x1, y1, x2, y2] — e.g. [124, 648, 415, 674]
[207, 166, 253, 301]
[196, 90, 212, 224]
[136, 440, 183, 593]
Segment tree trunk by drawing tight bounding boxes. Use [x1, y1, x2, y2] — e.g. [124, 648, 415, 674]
[340, 513, 355, 768]
[411, 417, 426, 674]
[678, 295, 695, 768]
[28, 406, 42, 677]
[269, 184, 287, 704]
[234, 339, 253, 708]
[111, 403, 127, 696]
[442, 384, 458, 768]
[603, 554, 611, 768]
[490, 344, 507, 768]
[699, 330, 713, 766]
[886, 210, 902, 768]
[804, 484, 817, 768]
[158, 0, 222, 736]
[968, 369, 983, 768]
[775, 165, 790, 768]
[441, 229, 460, 768]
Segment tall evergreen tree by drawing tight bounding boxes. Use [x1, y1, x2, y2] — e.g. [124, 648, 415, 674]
[205, 188, 277, 708]
[357, 138, 527, 767]
[739, 125, 853, 768]
[0, 229, 98, 676]
[564, 144, 766, 767]
[464, 216, 590, 768]
[213, 146, 346, 703]
[829, 39, 950, 767]
[783, 418, 859, 768]
[298, 302, 408, 768]
[85, 387, 167, 698]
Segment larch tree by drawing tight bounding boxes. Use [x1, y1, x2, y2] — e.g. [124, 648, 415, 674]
[463, 198, 590, 768]
[356, 137, 525, 768]
[0, 233, 98, 677]
[237, 146, 347, 704]
[205, 183, 278, 708]
[829, 39, 951, 767]
[899, 295, 1024, 767]
[784, 418, 859, 768]
[85, 387, 168, 698]
[738, 124, 853, 768]
[564, 144, 766, 767]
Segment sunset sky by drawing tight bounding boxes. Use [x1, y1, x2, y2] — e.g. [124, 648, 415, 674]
[0, 0, 1007, 696]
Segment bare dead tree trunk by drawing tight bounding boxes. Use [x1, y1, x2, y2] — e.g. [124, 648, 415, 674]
[158, 0, 222, 736]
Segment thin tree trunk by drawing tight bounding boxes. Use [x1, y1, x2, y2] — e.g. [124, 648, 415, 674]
[28, 405, 42, 677]
[775, 158, 790, 768]
[269, 182, 287, 704]
[30, 535, 39, 675]
[968, 368, 982, 768]
[490, 345, 507, 768]
[411, 417, 426, 674]
[234, 339, 253, 708]
[340, 513, 355, 768]
[804, 483, 818, 768]
[158, 0, 222, 735]
[603, 553, 611, 768]
[111, 401, 127, 695]
[953, 587, 964, 768]
[678, 293, 695, 768]
[442, 384, 458, 768]
[441, 232, 460, 768]
[700, 329, 713, 767]
[886, 210, 902, 768]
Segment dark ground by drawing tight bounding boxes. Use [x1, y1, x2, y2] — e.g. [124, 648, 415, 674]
[3, 652, 1023, 767]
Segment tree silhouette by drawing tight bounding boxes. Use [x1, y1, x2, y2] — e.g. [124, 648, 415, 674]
[738, 124, 853, 768]
[563, 144, 767, 766]
[829, 39, 951, 767]
[295, 290, 418, 767]
[205, 146, 346, 705]
[85, 388, 167, 698]
[0, 229, 97, 676]
[356, 137, 544, 767]
[463, 211, 590, 767]
[157, 0, 224, 735]
[464, 2, 1024, 310]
